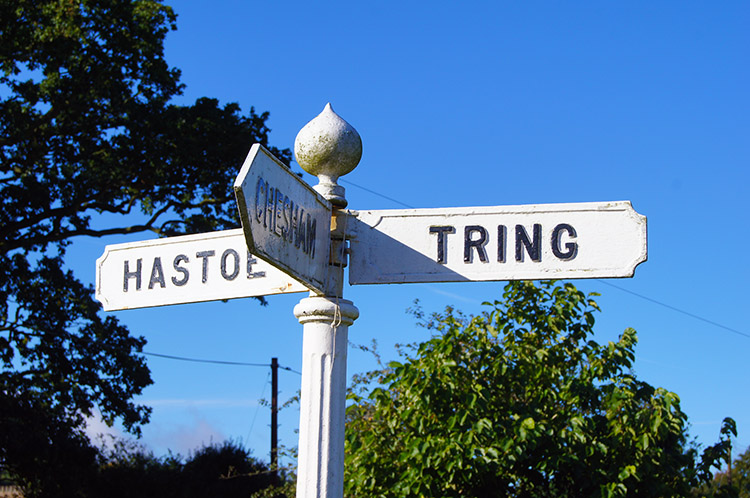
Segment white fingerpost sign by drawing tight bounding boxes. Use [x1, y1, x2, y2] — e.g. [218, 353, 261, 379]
[348, 201, 647, 285]
[97, 103, 648, 498]
[96, 229, 307, 311]
[234, 144, 332, 294]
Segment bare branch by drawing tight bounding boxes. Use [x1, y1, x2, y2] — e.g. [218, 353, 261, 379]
[0, 192, 152, 252]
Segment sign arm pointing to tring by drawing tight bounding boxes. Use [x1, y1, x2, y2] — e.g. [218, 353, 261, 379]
[347, 200, 647, 285]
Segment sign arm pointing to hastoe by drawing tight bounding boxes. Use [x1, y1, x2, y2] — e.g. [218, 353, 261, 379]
[95, 229, 307, 311]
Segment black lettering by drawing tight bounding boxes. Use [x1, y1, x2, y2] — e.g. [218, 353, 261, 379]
[148, 257, 166, 289]
[255, 178, 266, 226]
[515, 224, 542, 262]
[196, 250, 215, 283]
[296, 209, 306, 251]
[306, 214, 316, 258]
[464, 225, 489, 263]
[551, 223, 578, 260]
[289, 199, 296, 244]
[291, 204, 300, 246]
[267, 186, 276, 233]
[221, 249, 240, 280]
[281, 195, 291, 240]
[172, 254, 189, 286]
[246, 253, 266, 279]
[285, 199, 293, 242]
[497, 225, 507, 263]
[123, 259, 142, 292]
[275, 189, 284, 237]
[429, 226, 455, 264]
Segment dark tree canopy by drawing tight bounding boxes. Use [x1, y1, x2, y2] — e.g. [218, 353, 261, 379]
[345, 281, 735, 498]
[0, 0, 289, 493]
[0, 0, 289, 251]
[90, 440, 286, 498]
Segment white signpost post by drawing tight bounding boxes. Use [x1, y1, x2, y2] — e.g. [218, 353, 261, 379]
[96, 103, 648, 498]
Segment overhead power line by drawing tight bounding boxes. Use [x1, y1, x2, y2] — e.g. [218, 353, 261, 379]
[141, 351, 268, 366]
[246, 370, 271, 447]
[290, 161, 417, 210]
[595, 280, 750, 340]
[341, 178, 748, 341]
[140, 351, 301, 373]
[340, 178, 416, 209]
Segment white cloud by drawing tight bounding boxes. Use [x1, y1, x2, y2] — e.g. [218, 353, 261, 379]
[144, 416, 228, 456]
[84, 410, 126, 448]
[143, 398, 260, 408]
[425, 285, 483, 305]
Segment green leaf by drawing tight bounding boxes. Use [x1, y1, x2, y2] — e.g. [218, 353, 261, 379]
[618, 465, 636, 481]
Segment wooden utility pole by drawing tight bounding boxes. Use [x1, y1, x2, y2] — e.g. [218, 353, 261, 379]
[271, 357, 279, 473]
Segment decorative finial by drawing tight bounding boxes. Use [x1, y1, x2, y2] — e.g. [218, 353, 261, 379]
[294, 103, 362, 207]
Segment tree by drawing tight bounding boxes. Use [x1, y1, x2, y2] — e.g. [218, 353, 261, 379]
[345, 281, 735, 498]
[90, 439, 287, 498]
[0, 0, 290, 493]
[694, 444, 750, 498]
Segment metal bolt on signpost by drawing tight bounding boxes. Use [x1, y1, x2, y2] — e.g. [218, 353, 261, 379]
[292, 104, 362, 498]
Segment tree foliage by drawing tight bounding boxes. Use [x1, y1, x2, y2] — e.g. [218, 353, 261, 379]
[345, 281, 735, 498]
[91, 439, 287, 498]
[694, 444, 750, 498]
[0, 0, 289, 492]
[1, 436, 290, 497]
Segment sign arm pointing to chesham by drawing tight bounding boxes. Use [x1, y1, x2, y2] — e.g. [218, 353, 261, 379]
[233, 144, 332, 294]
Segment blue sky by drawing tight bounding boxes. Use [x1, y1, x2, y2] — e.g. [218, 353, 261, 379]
[70, 1, 748, 466]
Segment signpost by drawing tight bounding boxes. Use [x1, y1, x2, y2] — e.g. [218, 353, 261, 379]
[234, 143, 332, 294]
[96, 229, 307, 311]
[96, 103, 648, 498]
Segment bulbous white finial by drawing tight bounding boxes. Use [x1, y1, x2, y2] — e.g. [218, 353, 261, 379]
[294, 104, 362, 206]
